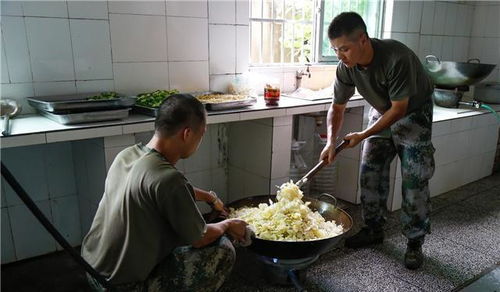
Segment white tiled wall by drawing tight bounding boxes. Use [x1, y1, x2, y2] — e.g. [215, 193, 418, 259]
[0, 0, 250, 114]
[1, 142, 80, 263]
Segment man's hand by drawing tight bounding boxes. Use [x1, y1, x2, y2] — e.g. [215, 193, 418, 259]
[211, 198, 228, 216]
[226, 219, 248, 242]
[320, 143, 336, 165]
[344, 132, 367, 148]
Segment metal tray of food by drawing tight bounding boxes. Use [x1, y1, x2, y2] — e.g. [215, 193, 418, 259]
[193, 92, 257, 111]
[39, 108, 131, 125]
[132, 104, 159, 117]
[28, 92, 136, 113]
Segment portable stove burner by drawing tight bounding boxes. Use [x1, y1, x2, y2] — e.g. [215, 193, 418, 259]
[258, 255, 319, 291]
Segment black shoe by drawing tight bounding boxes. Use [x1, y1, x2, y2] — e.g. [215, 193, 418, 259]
[404, 239, 424, 270]
[345, 226, 384, 249]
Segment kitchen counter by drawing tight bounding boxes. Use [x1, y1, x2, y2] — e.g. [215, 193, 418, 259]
[0, 95, 365, 148]
[1, 94, 499, 149]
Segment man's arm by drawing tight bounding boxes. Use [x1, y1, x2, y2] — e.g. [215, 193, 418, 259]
[192, 219, 247, 248]
[344, 98, 409, 147]
[193, 187, 225, 213]
[320, 103, 347, 164]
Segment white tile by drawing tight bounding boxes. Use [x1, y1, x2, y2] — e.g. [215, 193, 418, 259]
[1, 45, 10, 83]
[441, 36, 454, 61]
[0, 83, 34, 114]
[478, 150, 496, 178]
[70, 19, 113, 80]
[431, 36, 443, 60]
[407, 1, 422, 33]
[167, 17, 208, 61]
[227, 166, 245, 202]
[455, 4, 468, 37]
[113, 62, 169, 95]
[241, 108, 286, 120]
[244, 126, 272, 176]
[236, 0, 249, 25]
[420, 1, 434, 35]
[169, 61, 209, 92]
[391, 0, 409, 32]
[83, 142, 106, 205]
[51, 196, 81, 248]
[471, 5, 488, 37]
[46, 126, 123, 143]
[210, 25, 236, 74]
[432, 134, 450, 166]
[405, 33, 420, 53]
[33, 81, 77, 97]
[9, 200, 57, 260]
[110, 14, 167, 62]
[464, 5, 474, 37]
[1, 1, 23, 16]
[104, 134, 135, 148]
[1, 134, 47, 148]
[391, 32, 407, 46]
[185, 170, 212, 190]
[211, 167, 227, 202]
[481, 38, 498, 65]
[1, 16, 32, 83]
[209, 0, 235, 24]
[3, 145, 49, 206]
[166, 0, 207, 17]
[336, 157, 360, 203]
[108, 1, 166, 15]
[206, 112, 241, 124]
[444, 2, 457, 36]
[1, 208, 16, 263]
[76, 80, 115, 94]
[272, 124, 292, 153]
[418, 35, 432, 61]
[450, 117, 473, 133]
[68, 1, 108, 19]
[236, 26, 249, 74]
[271, 150, 290, 178]
[25, 18, 74, 82]
[432, 120, 451, 137]
[22, 1, 68, 17]
[1, 178, 7, 208]
[468, 37, 481, 61]
[453, 37, 468, 62]
[134, 131, 154, 144]
[432, 2, 446, 35]
[46, 142, 77, 198]
[184, 132, 211, 173]
[78, 198, 98, 238]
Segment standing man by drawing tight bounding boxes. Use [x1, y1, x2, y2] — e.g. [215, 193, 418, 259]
[82, 94, 248, 291]
[320, 12, 435, 270]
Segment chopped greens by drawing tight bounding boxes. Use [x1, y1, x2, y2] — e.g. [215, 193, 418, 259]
[87, 92, 119, 100]
[136, 89, 179, 108]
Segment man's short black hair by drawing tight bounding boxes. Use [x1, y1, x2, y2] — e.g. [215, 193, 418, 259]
[328, 12, 367, 40]
[154, 94, 206, 138]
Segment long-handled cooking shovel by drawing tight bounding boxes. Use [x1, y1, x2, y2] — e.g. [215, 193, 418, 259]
[1, 162, 111, 289]
[295, 140, 349, 188]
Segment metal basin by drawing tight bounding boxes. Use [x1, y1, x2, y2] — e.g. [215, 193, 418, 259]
[433, 88, 463, 108]
[424, 55, 496, 88]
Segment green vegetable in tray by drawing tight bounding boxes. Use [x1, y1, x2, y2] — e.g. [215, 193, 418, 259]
[87, 92, 119, 101]
[136, 89, 179, 108]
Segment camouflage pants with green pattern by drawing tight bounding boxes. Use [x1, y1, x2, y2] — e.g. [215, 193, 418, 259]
[360, 100, 435, 240]
[87, 236, 236, 292]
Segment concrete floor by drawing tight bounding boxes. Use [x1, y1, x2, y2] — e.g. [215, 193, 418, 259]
[2, 172, 499, 292]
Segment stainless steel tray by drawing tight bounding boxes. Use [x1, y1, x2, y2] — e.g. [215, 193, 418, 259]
[193, 92, 257, 111]
[132, 105, 158, 117]
[39, 108, 131, 125]
[28, 93, 136, 113]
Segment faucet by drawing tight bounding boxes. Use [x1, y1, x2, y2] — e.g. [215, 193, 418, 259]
[296, 63, 311, 89]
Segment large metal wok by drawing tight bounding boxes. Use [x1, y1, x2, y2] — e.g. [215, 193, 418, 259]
[227, 194, 353, 259]
[423, 55, 496, 88]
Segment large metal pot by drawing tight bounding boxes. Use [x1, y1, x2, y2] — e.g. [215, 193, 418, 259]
[432, 88, 464, 108]
[227, 194, 353, 259]
[424, 55, 496, 88]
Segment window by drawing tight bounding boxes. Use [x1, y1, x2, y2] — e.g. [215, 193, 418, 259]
[250, 0, 384, 65]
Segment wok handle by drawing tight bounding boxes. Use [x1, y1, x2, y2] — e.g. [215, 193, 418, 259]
[425, 55, 441, 64]
[467, 58, 481, 63]
[318, 193, 337, 209]
[2, 115, 10, 136]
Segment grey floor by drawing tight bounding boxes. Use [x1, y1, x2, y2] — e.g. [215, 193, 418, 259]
[2, 172, 499, 292]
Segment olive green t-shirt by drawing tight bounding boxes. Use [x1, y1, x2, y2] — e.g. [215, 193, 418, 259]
[334, 38, 434, 114]
[81, 144, 206, 285]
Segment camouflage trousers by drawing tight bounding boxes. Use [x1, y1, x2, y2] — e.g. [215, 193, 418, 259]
[87, 236, 236, 292]
[360, 101, 435, 240]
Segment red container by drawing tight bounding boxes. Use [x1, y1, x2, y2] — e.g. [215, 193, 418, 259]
[264, 87, 280, 106]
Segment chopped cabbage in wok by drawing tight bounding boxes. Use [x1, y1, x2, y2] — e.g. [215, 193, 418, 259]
[229, 182, 343, 241]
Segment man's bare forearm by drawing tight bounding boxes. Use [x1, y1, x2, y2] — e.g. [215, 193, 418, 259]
[360, 99, 408, 139]
[327, 103, 346, 145]
[192, 221, 229, 248]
